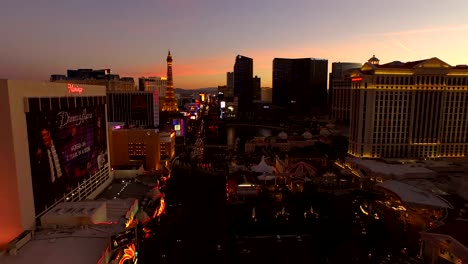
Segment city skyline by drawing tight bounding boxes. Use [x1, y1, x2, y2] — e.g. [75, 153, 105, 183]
[1, 0, 468, 89]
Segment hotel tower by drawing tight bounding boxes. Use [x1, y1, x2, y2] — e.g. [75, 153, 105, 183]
[349, 56, 468, 159]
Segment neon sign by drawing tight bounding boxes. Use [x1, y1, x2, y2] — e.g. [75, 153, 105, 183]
[118, 244, 136, 264]
[67, 83, 83, 94]
[351, 77, 363, 82]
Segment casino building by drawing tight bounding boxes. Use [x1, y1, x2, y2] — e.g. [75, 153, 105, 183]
[348, 56, 468, 159]
[0, 80, 112, 250]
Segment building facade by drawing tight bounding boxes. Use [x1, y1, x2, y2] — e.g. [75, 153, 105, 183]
[253, 75, 261, 102]
[234, 55, 254, 116]
[330, 62, 362, 123]
[159, 131, 176, 162]
[348, 57, 468, 159]
[109, 127, 161, 171]
[51, 69, 136, 91]
[0, 80, 111, 249]
[107, 91, 159, 128]
[273, 58, 328, 116]
[226, 71, 235, 98]
[138, 76, 167, 96]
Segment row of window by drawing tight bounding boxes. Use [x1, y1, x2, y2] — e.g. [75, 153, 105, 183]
[128, 142, 147, 155]
[374, 75, 468, 86]
[369, 145, 468, 158]
[373, 86, 468, 91]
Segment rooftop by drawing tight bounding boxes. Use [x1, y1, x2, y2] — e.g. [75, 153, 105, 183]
[376, 180, 453, 209]
[424, 220, 468, 248]
[375, 59, 426, 69]
[1, 227, 110, 264]
[346, 157, 437, 179]
[1, 198, 137, 263]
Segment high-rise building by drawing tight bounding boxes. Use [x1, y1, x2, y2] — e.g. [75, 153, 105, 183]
[50, 69, 136, 91]
[107, 91, 159, 127]
[273, 58, 328, 116]
[330, 62, 362, 123]
[253, 75, 261, 102]
[218, 85, 228, 98]
[234, 55, 253, 115]
[138, 76, 167, 96]
[226, 72, 235, 98]
[349, 56, 468, 159]
[0, 80, 111, 248]
[161, 51, 179, 112]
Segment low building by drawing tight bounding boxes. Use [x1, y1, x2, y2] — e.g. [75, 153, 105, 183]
[159, 131, 176, 162]
[109, 127, 161, 171]
[1, 198, 138, 264]
[420, 220, 468, 263]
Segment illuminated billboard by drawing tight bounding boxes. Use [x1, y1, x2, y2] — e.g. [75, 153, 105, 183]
[172, 118, 185, 137]
[26, 101, 108, 215]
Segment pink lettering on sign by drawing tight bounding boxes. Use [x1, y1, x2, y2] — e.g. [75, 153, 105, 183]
[68, 83, 84, 94]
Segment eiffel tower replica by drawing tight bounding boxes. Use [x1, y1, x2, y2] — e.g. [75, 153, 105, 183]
[160, 50, 182, 126]
[161, 50, 179, 112]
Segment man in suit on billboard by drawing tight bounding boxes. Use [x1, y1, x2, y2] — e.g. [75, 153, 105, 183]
[31, 126, 67, 213]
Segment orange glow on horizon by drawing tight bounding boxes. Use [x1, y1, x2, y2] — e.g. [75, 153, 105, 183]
[95, 25, 468, 90]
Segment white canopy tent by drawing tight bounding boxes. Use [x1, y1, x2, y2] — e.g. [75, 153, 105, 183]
[251, 156, 274, 173]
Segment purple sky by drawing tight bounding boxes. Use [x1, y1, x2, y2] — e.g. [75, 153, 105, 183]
[1, 0, 468, 88]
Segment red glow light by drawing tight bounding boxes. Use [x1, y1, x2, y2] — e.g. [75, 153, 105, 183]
[67, 83, 84, 94]
[351, 77, 363, 82]
[96, 245, 110, 264]
[92, 220, 117, 225]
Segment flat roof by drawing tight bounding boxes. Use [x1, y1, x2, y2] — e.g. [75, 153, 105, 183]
[1, 197, 136, 264]
[376, 180, 453, 209]
[96, 181, 149, 200]
[423, 220, 468, 248]
[347, 157, 436, 178]
[1, 227, 109, 264]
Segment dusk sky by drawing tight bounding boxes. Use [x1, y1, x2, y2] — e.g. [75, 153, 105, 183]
[1, 0, 468, 89]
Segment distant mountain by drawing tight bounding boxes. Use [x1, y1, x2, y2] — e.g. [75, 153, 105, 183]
[175, 87, 218, 95]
